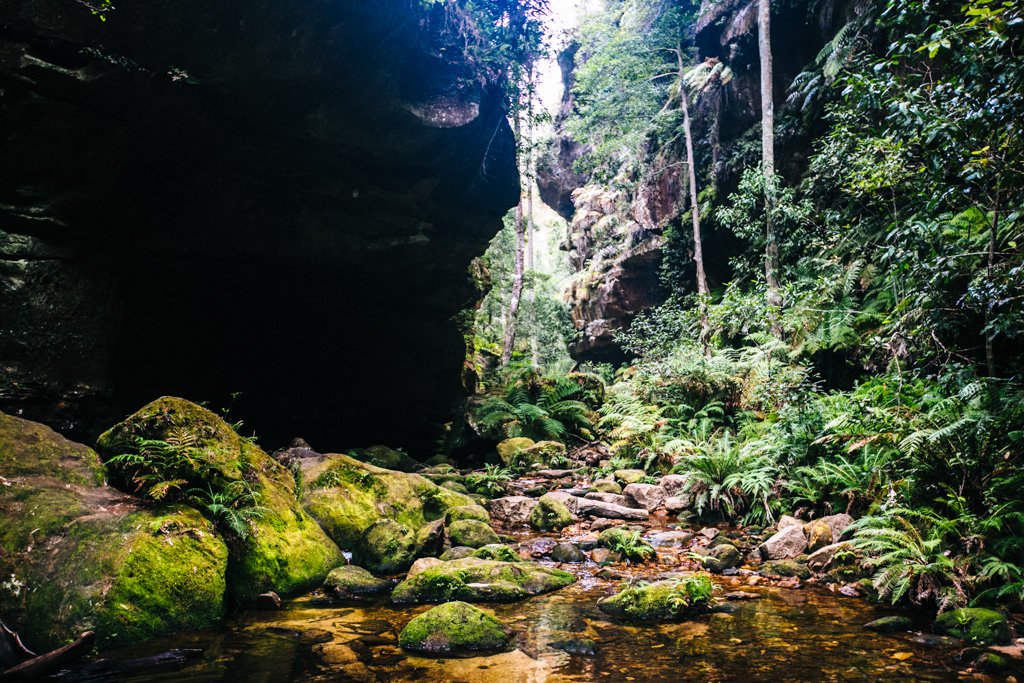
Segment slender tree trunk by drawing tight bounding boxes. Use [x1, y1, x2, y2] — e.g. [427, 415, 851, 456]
[759, 0, 783, 338]
[985, 191, 1000, 380]
[526, 70, 539, 366]
[501, 106, 527, 366]
[678, 70, 710, 354]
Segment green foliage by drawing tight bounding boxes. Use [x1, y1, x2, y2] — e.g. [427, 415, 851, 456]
[672, 434, 777, 524]
[464, 464, 513, 497]
[106, 431, 204, 502]
[186, 481, 268, 542]
[606, 530, 656, 564]
[474, 368, 598, 442]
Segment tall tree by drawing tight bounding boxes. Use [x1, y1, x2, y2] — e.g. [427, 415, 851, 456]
[501, 104, 528, 366]
[759, 0, 783, 337]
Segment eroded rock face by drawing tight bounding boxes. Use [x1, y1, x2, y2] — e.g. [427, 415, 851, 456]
[0, 0, 518, 451]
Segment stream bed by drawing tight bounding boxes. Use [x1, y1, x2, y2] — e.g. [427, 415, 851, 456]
[92, 574, 1002, 682]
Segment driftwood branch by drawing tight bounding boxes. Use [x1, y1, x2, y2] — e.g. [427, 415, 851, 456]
[1, 631, 95, 681]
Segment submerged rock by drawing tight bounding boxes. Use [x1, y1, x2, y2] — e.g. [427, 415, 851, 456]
[323, 566, 392, 597]
[529, 494, 574, 531]
[448, 519, 500, 548]
[933, 608, 1011, 645]
[864, 616, 912, 633]
[597, 576, 715, 622]
[398, 601, 512, 655]
[352, 520, 416, 574]
[97, 397, 344, 601]
[551, 637, 598, 656]
[550, 542, 587, 563]
[391, 558, 575, 604]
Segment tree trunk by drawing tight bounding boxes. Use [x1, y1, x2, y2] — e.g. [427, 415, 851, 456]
[526, 71, 539, 366]
[986, 192, 999, 380]
[501, 106, 527, 366]
[679, 81, 710, 353]
[759, 0, 783, 338]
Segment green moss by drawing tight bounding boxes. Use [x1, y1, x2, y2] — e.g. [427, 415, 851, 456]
[448, 519, 500, 548]
[351, 445, 419, 472]
[0, 411, 105, 486]
[323, 565, 392, 597]
[597, 576, 715, 622]
[496, 437, 535, 465]
[352, 519, 416, 574]
[398, 601, 512, 654]
[933, 607, 1011, 645]
[95, 507, 228, 646]
[529, 495, 573, 531]
[391, 557, 576, 604]
[863, 616, 912, 633]
[445, 504, 491, 524]
[471, 544, 522, 562]
[301, 453, 473, 548]
[591, 480, 622, 494]
[760, 559, 811, 580]
[520, 441, 567, 467]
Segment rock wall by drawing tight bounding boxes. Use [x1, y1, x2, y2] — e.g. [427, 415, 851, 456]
[541, 0, 860, 361]
[0, 0, 518, 450]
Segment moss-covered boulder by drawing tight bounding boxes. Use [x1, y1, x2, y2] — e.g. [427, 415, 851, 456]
[864, 616, 912, 633]
[520, 440, 567, 466]
[351, 445, 419, 472]
[471, 544, 522, 562]
[445, 504, 490, 525]
[352, 519, 416, 574]
[760, 559, 811, 580]
[391, 558, 575, 604]
[932, 608, 1011, 645]
[448, 519, 500, 548]
[96, 397, 344, 601]
[299, 452, 473, 549]
[701, 543, 741, 574]
[529, 494, 573, 531]
[496, 437, 535, 465]
[597, 576, 715, 622]
[613, 469, 646, 485]
[323, 565, 392, 598]
[591, 480, 622, 495]
[414, 519, 446, 559]
[0, 412, 229, 650]
[398, 601, 512, 655]
[440, 546, 476, 560]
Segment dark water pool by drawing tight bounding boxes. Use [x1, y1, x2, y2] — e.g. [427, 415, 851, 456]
[87, 576, 1010, 683]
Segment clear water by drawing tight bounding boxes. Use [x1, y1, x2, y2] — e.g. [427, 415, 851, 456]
[92, 574, 1006, 682]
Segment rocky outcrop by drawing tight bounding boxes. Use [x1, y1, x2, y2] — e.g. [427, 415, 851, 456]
[0, 0, 518, 451]
[0, 411, 229, 650]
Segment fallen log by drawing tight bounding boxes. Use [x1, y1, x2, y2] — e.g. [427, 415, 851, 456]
[50, 648, 204, 682]
[0, 623, 36, 670]
[0, 632, 94, 681]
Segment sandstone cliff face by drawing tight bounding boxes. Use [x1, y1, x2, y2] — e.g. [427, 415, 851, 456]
[543, 0, 860, 361]
[0, 0, 518, 449]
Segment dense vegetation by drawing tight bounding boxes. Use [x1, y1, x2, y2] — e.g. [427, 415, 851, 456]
[470, 0, 1024, 615]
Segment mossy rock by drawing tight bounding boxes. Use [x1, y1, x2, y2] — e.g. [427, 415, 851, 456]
[805, 521, 833, 553]
[323, 565, 392, 598]
[760, 559, 811, 580]
[0, 411, 105, 486]
[613, 469, 646, 485]
[1, 411, 229, 650]
[591, 480, 622, 495]
[471, 544, 522, 562]
[440, 480, 470, 495]
[529, 495, 573, 531]
[391, 557, 576, 604]
[352, 519, 416, 574]
[448, 519, 500, 548]
[351, 445, 419, 472]
[445, 504, 490, 525]
[439, 546, 476, 561]
[520, 441, 567, 467]
[97, 397, 343, 602]
[398, 601, 512, 655]
[550, 542, 586, 563]
[864, 616, 912, 633]
[702, 543, 741, 574]
[496, 437, 535, 465]
[933, 608, 1011, 645]
[300, 452, 473, 549]
[596, 527, 654, 561]
[414, 519, 446, 558]
[597, 576, 715, 622]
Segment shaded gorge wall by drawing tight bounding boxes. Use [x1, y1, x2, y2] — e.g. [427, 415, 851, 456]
[0, 0, 519, 450]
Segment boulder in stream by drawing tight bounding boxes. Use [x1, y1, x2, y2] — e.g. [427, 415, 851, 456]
[323, 565, 392, 597]
[448, 519, 500, 548]
[398, 601, 512, 655]
[352, 519, 417, 574]
[391, 557, 575, 604]
[597, 576, 715, 622]
[529, 494, 574, 531]
[932, 608, 1011, 645]
[487, 496, 538, 526]
[759, 524, 808, 560]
